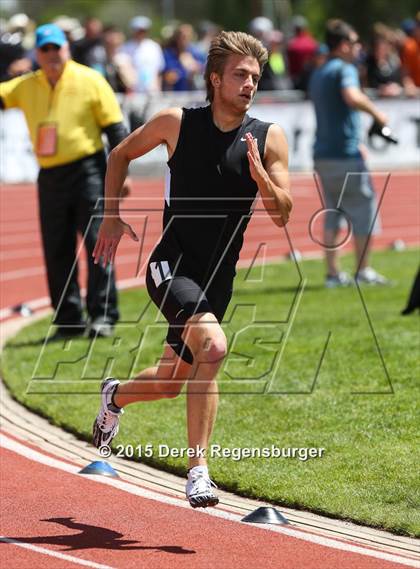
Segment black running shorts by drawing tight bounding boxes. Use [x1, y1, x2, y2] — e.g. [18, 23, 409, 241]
[145, 257, 233, 364]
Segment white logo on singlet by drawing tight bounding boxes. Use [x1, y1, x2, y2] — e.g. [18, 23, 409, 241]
[240, 136, 257, 142]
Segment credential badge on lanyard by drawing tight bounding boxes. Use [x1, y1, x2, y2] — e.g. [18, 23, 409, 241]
[36, 122, 58, 156]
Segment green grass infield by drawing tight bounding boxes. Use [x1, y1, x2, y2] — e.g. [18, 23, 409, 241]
[2, 249, 419, 536]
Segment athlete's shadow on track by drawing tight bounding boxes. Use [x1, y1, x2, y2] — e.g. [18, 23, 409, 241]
[3, 517, 195, 554]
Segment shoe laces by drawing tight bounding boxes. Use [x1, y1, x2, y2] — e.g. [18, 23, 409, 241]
[98, 407, 118, 431]
[189, 471, 218, 495]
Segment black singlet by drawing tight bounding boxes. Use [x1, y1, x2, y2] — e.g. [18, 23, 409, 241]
[146, 106, 272, 364]
[152, 105, 272, 283]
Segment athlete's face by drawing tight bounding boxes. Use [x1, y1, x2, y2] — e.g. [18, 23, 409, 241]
[215, 54, 261, 113]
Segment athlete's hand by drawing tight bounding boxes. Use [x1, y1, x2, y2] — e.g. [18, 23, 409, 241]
[93, 218, 138, 267]
[246, 131, 291, 227]
[246, 132, 267, 185]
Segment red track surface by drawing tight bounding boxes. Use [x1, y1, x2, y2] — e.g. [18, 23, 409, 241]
[1, 172, 419, 310]
[1, 440, 414, 569]
[1, 174, 419, 568]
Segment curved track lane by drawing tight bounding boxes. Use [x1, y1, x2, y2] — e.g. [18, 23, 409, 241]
[1, 173, 419, 568]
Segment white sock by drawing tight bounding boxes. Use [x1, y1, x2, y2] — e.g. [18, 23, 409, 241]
[189, 465, 208, 477]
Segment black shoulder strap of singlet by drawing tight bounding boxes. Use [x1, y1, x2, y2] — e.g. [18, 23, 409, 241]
[167, 108, 187, 167]
[245, 117, 273, 158]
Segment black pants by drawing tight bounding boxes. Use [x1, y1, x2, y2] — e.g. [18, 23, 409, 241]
[38, 151, 119, 326]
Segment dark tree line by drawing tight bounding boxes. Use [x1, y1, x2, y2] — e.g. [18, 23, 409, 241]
[5, 0, 419, 41]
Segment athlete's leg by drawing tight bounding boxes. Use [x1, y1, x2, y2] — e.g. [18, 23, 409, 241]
[113, 344, 192, 406]
[181, 312, 227, 468]
[92, 344, 191, 449]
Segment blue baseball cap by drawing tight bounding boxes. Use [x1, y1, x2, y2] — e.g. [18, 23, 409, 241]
[36, 24, 67, 48]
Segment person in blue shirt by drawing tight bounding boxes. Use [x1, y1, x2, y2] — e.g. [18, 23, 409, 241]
[162, 24, 204, 91]
[309, 19, 390, 287]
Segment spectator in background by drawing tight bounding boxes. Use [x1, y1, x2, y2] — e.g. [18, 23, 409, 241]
[400, 18, 416, 39]
[364, 24, 402, 96]
[249, 17, 291, 91]
[0, 24, 131, 338]
[53, 15, 83, 45]
[162, 24, 203, 91]
[248, 16, 273, 45]
[193, 20, 220, 61]
[309, 19, 390, 287]
[300, 43, 329, 94]
[8, 12, 35, 51]
[0, 13, 33, 81]
[120, 16, 164, 93]
[401, 13, 420, 97]
[72, 17, 107, 74]
[103, 25, 136, 93]
[258, 30, 290, 90]
[191, 20, 220, 89]
[287, 15, 318, 90]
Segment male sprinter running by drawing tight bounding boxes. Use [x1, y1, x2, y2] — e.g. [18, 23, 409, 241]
[92, 31, 292, 508]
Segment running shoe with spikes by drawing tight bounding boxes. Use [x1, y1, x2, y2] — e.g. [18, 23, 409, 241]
[92, 377, 123, 449]
[186, 466, 219, 508]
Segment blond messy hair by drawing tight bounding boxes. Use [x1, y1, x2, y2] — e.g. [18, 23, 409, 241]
[204, 30, 268, 102]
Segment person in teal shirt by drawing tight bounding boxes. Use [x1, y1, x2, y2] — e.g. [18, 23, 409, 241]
[309, 19, 390, 287]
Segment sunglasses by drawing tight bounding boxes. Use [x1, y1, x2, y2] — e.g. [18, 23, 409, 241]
[39, 44, 61, 53]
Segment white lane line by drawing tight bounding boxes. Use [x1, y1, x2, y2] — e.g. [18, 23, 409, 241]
[0, 234, 42, 245]
[0, 267, 45, 282]
[0, 253, 143, 282]
[1, 433, 419, 568]
[0, 536, 115, 569]
[0, 218, 163, 236]
[0, 248, 43, 261]
[2, 231, 419, 284]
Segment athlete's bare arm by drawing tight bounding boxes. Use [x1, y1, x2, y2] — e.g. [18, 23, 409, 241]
[246, 124, 292, 228]
[93, 108, 182, 266]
